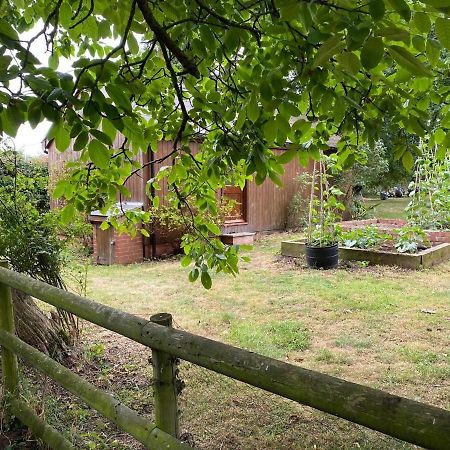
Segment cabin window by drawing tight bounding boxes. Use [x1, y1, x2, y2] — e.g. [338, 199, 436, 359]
[222, 184, 247, 224]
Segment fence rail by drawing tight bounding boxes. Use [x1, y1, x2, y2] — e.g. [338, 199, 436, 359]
[0, 265, 449, 450]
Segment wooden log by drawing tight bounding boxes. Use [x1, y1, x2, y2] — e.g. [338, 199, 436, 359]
[0, 260, 19, 396]
[151, 313, 179, 437]
[0, 266, 449, 449]
[11, 399, 75, 450]
[0, 330, 190, 450]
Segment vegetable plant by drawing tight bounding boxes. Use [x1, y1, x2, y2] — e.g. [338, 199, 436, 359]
[394, 225, 430, 254]
[338, 225, 392, 250]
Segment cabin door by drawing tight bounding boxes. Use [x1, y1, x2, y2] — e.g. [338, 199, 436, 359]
[95, 225, 114, 265]
[223, 185, 247, 223]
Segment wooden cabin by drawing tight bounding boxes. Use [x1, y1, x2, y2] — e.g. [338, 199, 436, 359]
[47, 137, 313, 264]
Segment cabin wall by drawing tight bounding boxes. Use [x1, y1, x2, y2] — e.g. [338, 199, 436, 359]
[48, 137, 312, 264]
[47, 134, 146, 208]
[223, 150, 312, 234]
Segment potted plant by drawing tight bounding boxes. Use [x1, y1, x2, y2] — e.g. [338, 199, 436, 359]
[306, 159, 344, 269]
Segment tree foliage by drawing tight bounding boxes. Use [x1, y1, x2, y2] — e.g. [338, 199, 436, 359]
[1, 0, 450, 284]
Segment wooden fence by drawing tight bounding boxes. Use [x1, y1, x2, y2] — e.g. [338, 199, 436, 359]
[0, 263, 449, 449]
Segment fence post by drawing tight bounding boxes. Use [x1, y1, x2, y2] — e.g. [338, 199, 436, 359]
[0, 260, 19, 397]
[150, 312, 179, 438]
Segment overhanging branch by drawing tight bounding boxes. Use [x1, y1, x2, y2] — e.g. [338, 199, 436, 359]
[136, 0, 200, 78]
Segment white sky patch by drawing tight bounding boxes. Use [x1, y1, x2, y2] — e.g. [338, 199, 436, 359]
[13, 23, 74, 156]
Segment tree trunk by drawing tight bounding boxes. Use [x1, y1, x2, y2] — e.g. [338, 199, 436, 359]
[12, 290, 75, 365]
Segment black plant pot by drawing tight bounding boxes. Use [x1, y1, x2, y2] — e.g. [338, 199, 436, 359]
[305, 244, 339, 269]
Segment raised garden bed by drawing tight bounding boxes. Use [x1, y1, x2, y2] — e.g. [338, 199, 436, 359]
[281, 239, 450, 269]
[337, 219, 450, 245]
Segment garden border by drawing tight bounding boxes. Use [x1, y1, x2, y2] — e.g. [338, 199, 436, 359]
[281, 239, 450, 269]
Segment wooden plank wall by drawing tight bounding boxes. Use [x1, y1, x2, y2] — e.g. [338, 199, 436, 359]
[48, 139, 309, 233]
[223, 149, 312, 233]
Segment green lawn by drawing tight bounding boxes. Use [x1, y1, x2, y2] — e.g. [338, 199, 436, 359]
[365, 197, 410, 220]
[15, 233, 450, 449]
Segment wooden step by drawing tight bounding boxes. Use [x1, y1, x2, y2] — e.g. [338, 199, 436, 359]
[220, 232, 255, 245]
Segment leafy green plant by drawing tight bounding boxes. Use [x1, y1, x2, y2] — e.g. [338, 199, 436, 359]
[349, 199, 378, 221]
[338, 225, 392, 249]
[407, 143, 450, 230]
[307, 159, 345, 248]
[394, 225, 430, 254]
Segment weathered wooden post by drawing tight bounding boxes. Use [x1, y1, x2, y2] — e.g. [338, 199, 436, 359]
[150, 312, 179, 438]
[0, 260, 19, 397]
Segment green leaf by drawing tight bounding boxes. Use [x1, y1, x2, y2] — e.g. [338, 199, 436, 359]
[88, 139, 110, 169]
[426, 39, 440, 67]
[189, 267, 199, 282]
[387, 0, 411, 21]
[402, 150, 414, 171]
[53, 180, 69, 198]
[336, 52, 361, 75]
[413, 12, 431, 34]
[269, 171, 283, 187]
[90, 129, 113, 146]
[298, 151, 309, 167]
[54, 123, 70, 151]
[28, 99, 42, 129]
[278, 149, 297, 164]
[434, 128, 446, 144]
[263, 117, 277, 144]
[48, 53, 59, 70]
[60, 204, 76, 224]
[74, 131, 89, 151]
[360, 37, 384, 70]
[206, 222, 221, 235]
[376, 27, 410, 43]
[436, 145, 446, 161]
[312, 35, 345, 68]
[127, 32, 139, 54]
[201, 270, 212, 289]
[369, 0, 385, 21]
[0, 55, 12, 69]
[419, 0, 450, 6]
[0, 22, 19, 40]
[247, 94, 259, 123]
[181, 255, 192, 267]
[388, 45, 432, 77]
[105, 83, 132, 112]
[59, 2, 72, 28]
[435, 18, 450, 51]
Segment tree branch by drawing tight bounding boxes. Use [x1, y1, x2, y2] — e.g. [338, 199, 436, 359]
[136, 0, 200, 78]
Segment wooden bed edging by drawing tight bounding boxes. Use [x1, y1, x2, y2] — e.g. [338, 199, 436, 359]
[0, 266, 449, 449]
[281, 239, 450, 269]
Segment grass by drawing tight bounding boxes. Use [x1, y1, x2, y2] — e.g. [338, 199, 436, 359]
[228, 320, 311, 358]
[3, 232, 449, 449]
[365, 197, 410, 219]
